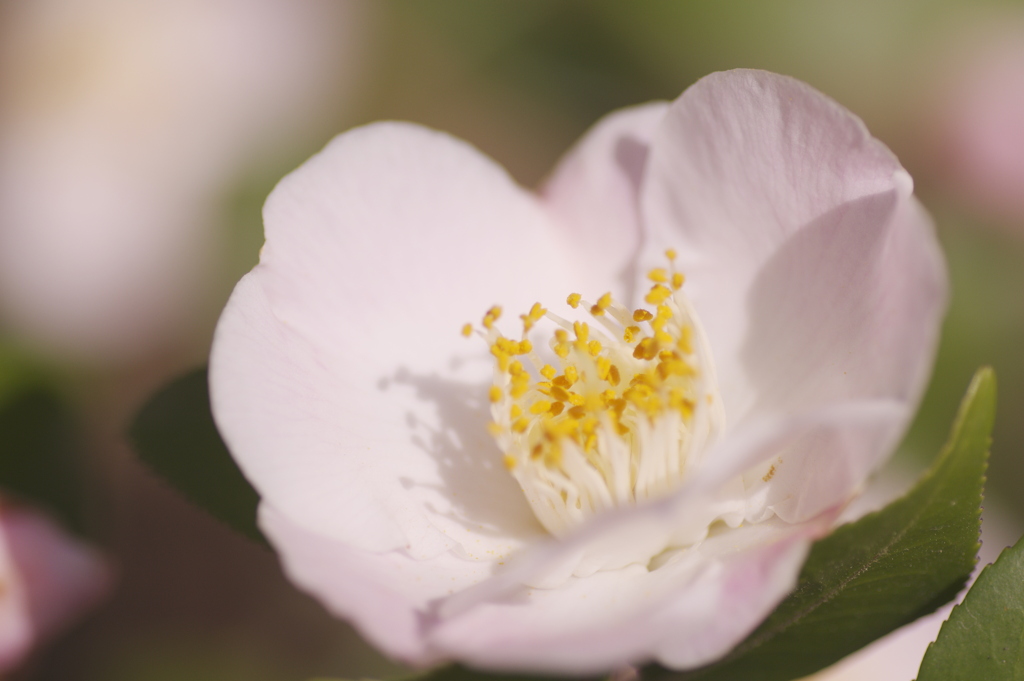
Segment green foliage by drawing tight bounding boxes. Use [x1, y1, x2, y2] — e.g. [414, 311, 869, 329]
[129, 367, 265, 545]
[916, 532, 1024, 680]
[0, 385, 86, 534]
[647, 367, 994, 681]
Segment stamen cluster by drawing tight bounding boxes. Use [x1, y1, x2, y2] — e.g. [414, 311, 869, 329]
[465, 251, 725, 535]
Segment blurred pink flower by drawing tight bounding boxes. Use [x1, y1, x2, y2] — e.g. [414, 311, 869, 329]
[0, 0, 363, 362]
[933, 18, 1024, 224]
[0, 502, 110, 673]
[210, 70, 945, 673]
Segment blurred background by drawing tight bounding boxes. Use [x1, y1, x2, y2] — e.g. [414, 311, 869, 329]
[0, 1, 1022, 679]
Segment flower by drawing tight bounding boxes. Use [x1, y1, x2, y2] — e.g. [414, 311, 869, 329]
[0, 0, 363, 362]
[928, 14, 1024, 225]
[0, 500, 111, 673]
[209, 69, 946, 673]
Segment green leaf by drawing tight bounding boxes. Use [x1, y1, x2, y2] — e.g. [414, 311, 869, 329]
[129, 367, 265, 545]
[645, 367, 995, 681]
[0, 386, 86, 534]
[916, 532, 1024, 680]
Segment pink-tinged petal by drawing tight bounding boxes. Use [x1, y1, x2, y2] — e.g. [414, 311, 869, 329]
[211, 122, 580, 560]
[260, 503, 497, 666]
[740, 203, 942, 524]
[642, 69, 944, 425]
[430, 518, 821, 674]
[441, 398, 903, 603]
[641, 71, 945, 524]
[933, 20, 1024, 222]
[0, 504, 111, 673]
[540, 102, 669, 300]
[423, 401, 896, 671]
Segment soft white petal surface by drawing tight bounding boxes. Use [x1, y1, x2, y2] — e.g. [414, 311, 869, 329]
[642, 70, 946, 523]
[540, 102, 669, 301]
[211, 70, 948, 674]
[430, 518, 818, 674]
[643, 70, 945, 420]
[212, 123, 586, 559]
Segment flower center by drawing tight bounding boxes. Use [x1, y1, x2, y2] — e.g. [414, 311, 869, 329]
[464, 251, 725, 536]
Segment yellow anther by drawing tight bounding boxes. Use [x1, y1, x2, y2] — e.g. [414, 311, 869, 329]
[518, 339, 533, 354]
[567, 405, 586, 419]
[487, 422, 504, 436]
[495, 337, 512, 352]
[590, 304, 605, 316]
[655, 330, 674, 347]
[596, 356, 611, 380]
[490, 346, 510, 372]
[608, 364, 621, 386]
[665, 248, 677, 261]
[564, 365, 579, 384]
[521, 302, 547, 332]
[540, 364, 556, 380]
[510, 404, 522, 419]
[510, 381, 530, 399]
[555, 329, 569, 343]
[554, 343, 570, 359]
[623, 325, 641, 343]
[461, 323, 473, 337]
[489, 386, 502, 403]
[568, 392, 586, 407]
[573, 321, 589, 343]
[530, 401, 554, 415]
[647, 268, 669, 283]
[553, 375, 571, 389]
[633, 309, 654, 322]
[512, 417, 531, 433]
[550, 385, 571, 402]
[645, 284, 672, 305]
[549, 402, 565, 417]
[588, 340, 602, 357]
[591, 292, 613, 315]
[633, 337, 660, 360]
[657, 359, 693, 380]
[509, 360, 525, 376]
[482, 305, 502, 329]
[672, 272, 685, 290]
[584, 433, 597, 453]
[656, 304, 673, 319]
[503, 454, 517, 470]
[567, 293, 582, 308]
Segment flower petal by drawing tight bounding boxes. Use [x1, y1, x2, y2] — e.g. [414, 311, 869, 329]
[427, 400, 898, 671]
[211, 122, 582, 559]
[0, 505, 110, 672]
[641, 70, 945, 525]
[429, 518, 819, 674]
[540, 102, 669, 301]
[260, 502, 495, 666]
[642, 69, 945, 428]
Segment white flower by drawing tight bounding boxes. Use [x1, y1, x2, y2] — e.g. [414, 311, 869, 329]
[0, 501, 110, 673]
[209, 70, 946, 673]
